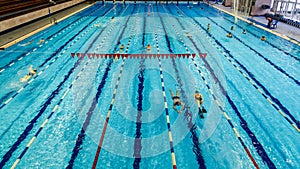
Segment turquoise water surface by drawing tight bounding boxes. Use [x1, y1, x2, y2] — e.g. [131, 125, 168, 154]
[0, 2, 299, 169]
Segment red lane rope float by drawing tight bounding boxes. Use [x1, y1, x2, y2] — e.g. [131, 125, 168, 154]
[71, 53, 206, 59]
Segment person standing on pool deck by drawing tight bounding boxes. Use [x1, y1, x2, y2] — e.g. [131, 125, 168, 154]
[194, 90, 207, 118]
[170, 89, 184, 114]
[266, 17, 273, 28]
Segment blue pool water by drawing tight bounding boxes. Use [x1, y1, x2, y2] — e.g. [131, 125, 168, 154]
[0, 2, 299, 169]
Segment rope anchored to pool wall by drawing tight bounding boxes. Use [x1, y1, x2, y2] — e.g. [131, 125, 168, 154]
[71, 53, 207, 59]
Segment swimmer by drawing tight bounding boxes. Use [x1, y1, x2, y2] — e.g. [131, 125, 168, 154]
[39, 38, 44, 44]
[194, 90, 207, 118]
[170, 89, 184, 114]
[207, 23, 210, 32]
[29, 65, 37, 76]
[146, 44, 151, 51]
[111, 16, 115, 22]
[242, 29, 246, 34]
[185, 32, 192, 37]
[231, 26, 234, 30]
[261, 36, 266, 41]
[94, 24, 101, 28]
[120, 44, 125, 51]
[20, 75, 32, 82]
[20, 65, 37, 82]
[226, 32, 232, 38]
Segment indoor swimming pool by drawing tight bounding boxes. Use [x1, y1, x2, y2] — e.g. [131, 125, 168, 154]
[0, 2, 299, 169]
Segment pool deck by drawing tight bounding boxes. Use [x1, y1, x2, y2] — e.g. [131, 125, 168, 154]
[0, 2, 91, 48]
[0, 2, 299, 49]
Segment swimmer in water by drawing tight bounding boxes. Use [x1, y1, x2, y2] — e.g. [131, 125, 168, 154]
[207, 23, 210, 32]
[231, 26, 234, 30]
[120, 44, 125, 51]
[185, 32, 192, 37]
[20, 65, 37, 82]
[227, 32, 232, 38]
[194, 90, 207, 118]
[242, 29, 246, 34]
[94, 24, 101, 28]
[39, 38, 44, 44]
[261, 36, 266, 41]
[170, 89, 184, 114]
[111, 16, 115, 22]
[146, 44, 151, 51]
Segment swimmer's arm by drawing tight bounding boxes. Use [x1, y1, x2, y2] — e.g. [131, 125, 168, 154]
[169, 90, 174, 97]
[29, 65, 34, 72]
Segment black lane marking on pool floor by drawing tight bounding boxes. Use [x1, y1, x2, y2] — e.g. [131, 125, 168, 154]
[66, 4, 135, 168]
[157, 5, 206, 169]
[133, 59, 145, 169]
[182, 5, 300, 131]
[0, 3, 110, 74]
[133, 4, 147, 169]
[176, 5, 277, 168]
[0, 4, 120, 167]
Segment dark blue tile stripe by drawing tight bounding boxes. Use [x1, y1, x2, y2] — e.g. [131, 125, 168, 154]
[133, 4, 147, 169]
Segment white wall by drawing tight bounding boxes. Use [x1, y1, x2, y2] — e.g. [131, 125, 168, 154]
[251, 0, 272, 15]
